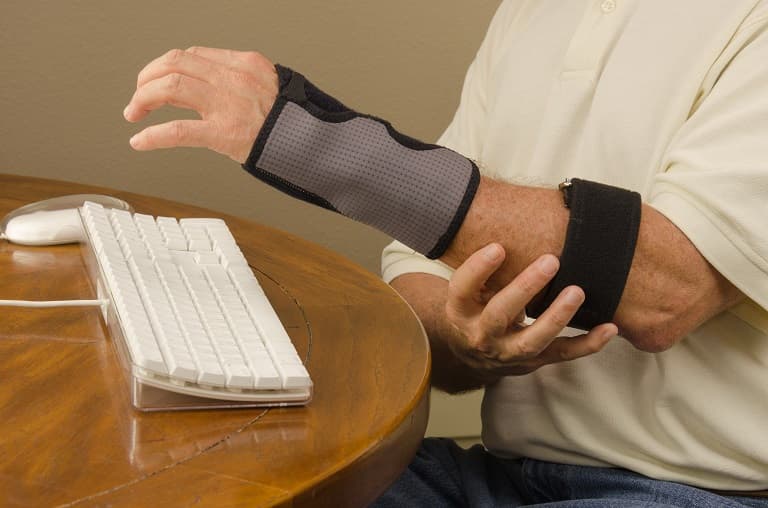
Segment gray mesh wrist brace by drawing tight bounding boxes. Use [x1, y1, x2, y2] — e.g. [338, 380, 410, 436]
[242, 65, 480, 259]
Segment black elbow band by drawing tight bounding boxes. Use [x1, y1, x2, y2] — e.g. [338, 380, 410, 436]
[242, 64, 479, 259]
[526, 179, 642, 330]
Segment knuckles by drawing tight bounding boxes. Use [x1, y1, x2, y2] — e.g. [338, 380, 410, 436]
[137, 48, 185, 86]
[165, 72, 185, 93]
[516, 273, 540, 297]
[163, 48, 186, 65]
[446, 278, 462, 297]
[230, 69, 259, 88]
[242, 51, 278, 78]
[479, 312, 508, 338]
[548, 310, 571, 330]
[241, 51, 267, 68]
[464, 333, 486, 352]
[556, 346, 575, 362]
[168, 120, 187, 142]
[514, 340, 540, 359]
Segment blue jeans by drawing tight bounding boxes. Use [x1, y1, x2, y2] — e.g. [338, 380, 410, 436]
[371, 438, 768, 507]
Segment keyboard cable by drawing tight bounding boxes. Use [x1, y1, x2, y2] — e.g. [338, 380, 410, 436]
[1, 232, 108, 307]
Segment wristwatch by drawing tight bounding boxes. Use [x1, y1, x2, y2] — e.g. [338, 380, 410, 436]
[558, 178, 573, 208]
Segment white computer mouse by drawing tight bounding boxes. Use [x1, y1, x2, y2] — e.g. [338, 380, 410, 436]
[0, 194, 133, 246]
[3, 208, 86, 245]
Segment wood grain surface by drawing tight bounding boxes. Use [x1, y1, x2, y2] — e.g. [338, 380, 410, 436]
[0, 174, 430, 507]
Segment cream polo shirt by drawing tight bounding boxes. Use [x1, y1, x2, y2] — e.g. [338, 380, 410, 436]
[381, 0, 768, 491]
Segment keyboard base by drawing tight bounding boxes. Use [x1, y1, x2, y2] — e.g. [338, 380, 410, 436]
[130, 376, 312, 412]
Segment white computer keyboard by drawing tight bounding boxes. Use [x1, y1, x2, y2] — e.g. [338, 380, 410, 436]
[79, 201, 312, 408]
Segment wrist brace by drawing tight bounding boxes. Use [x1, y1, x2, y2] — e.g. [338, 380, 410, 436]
[242, 65, 480, 259]
[526, 178, 642, 330]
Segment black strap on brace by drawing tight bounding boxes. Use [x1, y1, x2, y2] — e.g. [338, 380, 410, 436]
[526, 178, 642, 330]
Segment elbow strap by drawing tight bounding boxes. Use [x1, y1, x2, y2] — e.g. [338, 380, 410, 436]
[526, 178, 642, 330]
[242, 64, 479, 259]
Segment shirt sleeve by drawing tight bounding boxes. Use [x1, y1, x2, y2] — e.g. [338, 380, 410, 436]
[381, 0, 517, 282]
[649, 15, 768, 311]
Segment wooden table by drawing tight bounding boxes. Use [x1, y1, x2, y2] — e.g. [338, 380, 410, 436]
[0, 174, 430, 507]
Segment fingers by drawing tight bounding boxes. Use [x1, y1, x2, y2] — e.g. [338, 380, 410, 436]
[129, 120, 211, 152]
[490, 284, 584, 361]
[489, 323, 617, 376]
[447, 243, 506, 315]
[479, 254, 559, 337]
[125, 47, 279, 161]
[448, 250, 562, 362]
[124, 73, 214, 123]
[186, 46, 274, 75]
[525, 285, 585, 342]
[136, 48, 220, 89]
[185, 46, 237, 64]
[537, 323, 617, 365]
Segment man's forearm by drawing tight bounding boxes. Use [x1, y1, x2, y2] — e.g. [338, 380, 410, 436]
[439, 177, 744, 351]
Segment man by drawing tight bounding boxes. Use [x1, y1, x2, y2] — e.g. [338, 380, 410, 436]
[124, 1, 768, 505]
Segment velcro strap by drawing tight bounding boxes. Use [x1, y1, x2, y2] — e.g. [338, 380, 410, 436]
[527, 178, 642, 329]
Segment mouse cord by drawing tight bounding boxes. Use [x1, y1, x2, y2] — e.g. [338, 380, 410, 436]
[0, 299, 109, 308]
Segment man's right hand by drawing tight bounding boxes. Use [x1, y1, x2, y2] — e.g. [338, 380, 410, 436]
[124, 47, 279, 164]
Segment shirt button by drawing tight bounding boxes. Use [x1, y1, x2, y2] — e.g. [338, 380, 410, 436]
[601, 0, 616, 13]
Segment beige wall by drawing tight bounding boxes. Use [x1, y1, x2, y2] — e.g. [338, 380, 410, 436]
[1, 0, 501, 441]
[1, 0, 500, 272]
